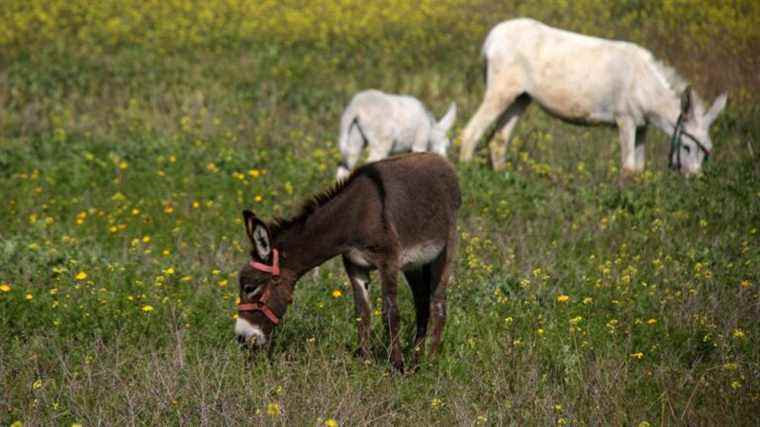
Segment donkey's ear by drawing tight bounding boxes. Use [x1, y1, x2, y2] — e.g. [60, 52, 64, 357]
[438, 102, 457, 132]
[680, 86, 694, 118]
[242, 210, 272, 260]
[705, 92, 728, 126]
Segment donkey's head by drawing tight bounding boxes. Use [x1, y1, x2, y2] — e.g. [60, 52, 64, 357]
[234, 210, 293, 351]
[429, 102, 457, 156]
[670, 87, 727, 176]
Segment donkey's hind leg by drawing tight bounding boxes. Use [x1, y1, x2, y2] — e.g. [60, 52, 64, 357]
[403, 267, 432, 367]
[378, 263, 404, 372]
[460, 70, 524, 163]
[342, 256, 373, 359]
[337, 125, 365, 180]
[490, 95, 530, 171]
[428, 232, 457, 356]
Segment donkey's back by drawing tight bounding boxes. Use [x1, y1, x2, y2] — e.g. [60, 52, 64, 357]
[351, 152, 461, 244]
[484, 17, 651, 123]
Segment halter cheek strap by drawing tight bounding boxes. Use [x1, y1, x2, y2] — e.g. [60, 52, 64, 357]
[670, 113, 711, 170]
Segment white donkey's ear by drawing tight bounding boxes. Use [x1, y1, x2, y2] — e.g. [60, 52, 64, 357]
[243, 210, 272, 261]
[438, 102, 457, 132]
[680, 86, 694, 118]
[705, 92, 727, 126]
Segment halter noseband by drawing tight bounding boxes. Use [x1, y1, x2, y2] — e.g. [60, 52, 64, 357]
[237, 249, 284, 325]
[669, 113, 711, 170]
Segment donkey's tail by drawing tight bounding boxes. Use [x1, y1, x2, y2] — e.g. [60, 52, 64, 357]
[336, 108, 364, 180]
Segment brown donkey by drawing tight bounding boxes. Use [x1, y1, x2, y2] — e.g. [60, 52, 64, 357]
[234, 152, 460, 371]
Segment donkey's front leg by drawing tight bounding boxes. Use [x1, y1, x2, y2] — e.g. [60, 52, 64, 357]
[342, 256, 372, 360]
[379, 264, 404, 372]
[617, 116, 641, 177]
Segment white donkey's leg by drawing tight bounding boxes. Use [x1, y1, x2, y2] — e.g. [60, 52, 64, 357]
[635, 126, 648, 171]
[490, 95, 530, 171]
[617, 116, 641, 176]
[460, 69, 523, 163]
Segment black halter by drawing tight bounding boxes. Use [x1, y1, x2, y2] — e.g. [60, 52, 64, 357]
[669, 113, 711, 170]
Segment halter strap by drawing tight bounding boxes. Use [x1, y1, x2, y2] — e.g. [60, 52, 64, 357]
[249, 249, 280, 276]
[238, 302, 280, 324]
[238, 249, 283, 324]
[669, 113, 711, 170]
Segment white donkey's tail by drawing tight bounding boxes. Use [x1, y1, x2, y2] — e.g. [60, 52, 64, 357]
[336, 106, 365, 181]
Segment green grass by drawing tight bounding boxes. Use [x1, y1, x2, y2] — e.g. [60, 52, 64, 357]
[2, 2, 760, 425]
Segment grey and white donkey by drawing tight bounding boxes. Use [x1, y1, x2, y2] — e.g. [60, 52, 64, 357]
[336, 89, 457, 180]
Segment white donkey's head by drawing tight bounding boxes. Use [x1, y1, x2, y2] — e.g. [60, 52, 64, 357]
[429, 102, 457, 156]
[670, 87, 727, 176]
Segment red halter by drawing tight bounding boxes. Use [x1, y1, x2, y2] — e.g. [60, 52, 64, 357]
[238, 249, 282, 325]
[249, 248, 280, 276]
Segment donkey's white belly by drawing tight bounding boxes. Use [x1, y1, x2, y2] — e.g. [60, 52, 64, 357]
[346, 242, 444, 270]
[400, 241, 444, 270]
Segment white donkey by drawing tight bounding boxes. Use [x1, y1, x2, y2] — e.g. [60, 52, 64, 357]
[459, 18, 728, 176]
[336, 89, 457, 180]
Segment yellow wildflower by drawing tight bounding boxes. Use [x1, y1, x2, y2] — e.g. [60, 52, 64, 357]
[25, 293, 33, 300]
[324, 419, 339, 427]
[331, 289, 343, 298]
[0, 283, 11, 292]
[141, 305, 154, 312]
[557, 294, 570, 303]
[630, 352, 644, 359]
[431, 398, 443, 410]
[646, 318, 657, 325]
[75, 271, 88, 280]
[732, 329, 746, 339]
[32, 379, 43, 389]
[266, 402, 281, 417]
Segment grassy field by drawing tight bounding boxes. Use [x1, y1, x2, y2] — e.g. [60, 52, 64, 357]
[1, 1, 759, 425]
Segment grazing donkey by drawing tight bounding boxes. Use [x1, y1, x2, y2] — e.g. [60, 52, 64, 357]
[336, 89, 457, 180]
[459, 18, 728, 176]
[235, 153, 461, 371]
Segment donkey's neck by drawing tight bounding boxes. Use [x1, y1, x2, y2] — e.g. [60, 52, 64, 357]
[646, 83, 682, 137]
[272, 193, 355, 280]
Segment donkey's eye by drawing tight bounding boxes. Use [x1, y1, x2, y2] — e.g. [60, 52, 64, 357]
[682, 145, 691, 153]
[243, 284, 259, 296]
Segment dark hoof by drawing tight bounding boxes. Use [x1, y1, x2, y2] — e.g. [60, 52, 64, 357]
[353, 347, 370, 360]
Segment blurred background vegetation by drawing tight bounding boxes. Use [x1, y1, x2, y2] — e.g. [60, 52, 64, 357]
[1, 0, 758, 142]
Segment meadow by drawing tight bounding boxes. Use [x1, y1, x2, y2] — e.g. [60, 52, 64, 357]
[1, 0, 759, 425]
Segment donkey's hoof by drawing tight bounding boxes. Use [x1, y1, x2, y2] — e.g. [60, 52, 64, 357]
[353, 347, 370, 360]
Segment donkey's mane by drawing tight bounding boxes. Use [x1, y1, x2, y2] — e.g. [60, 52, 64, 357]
[269, 168, 364, 236]
[652, 58, 688, 93]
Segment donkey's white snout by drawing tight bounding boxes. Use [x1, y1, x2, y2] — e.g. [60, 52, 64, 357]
[234, 317, 267, 346]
